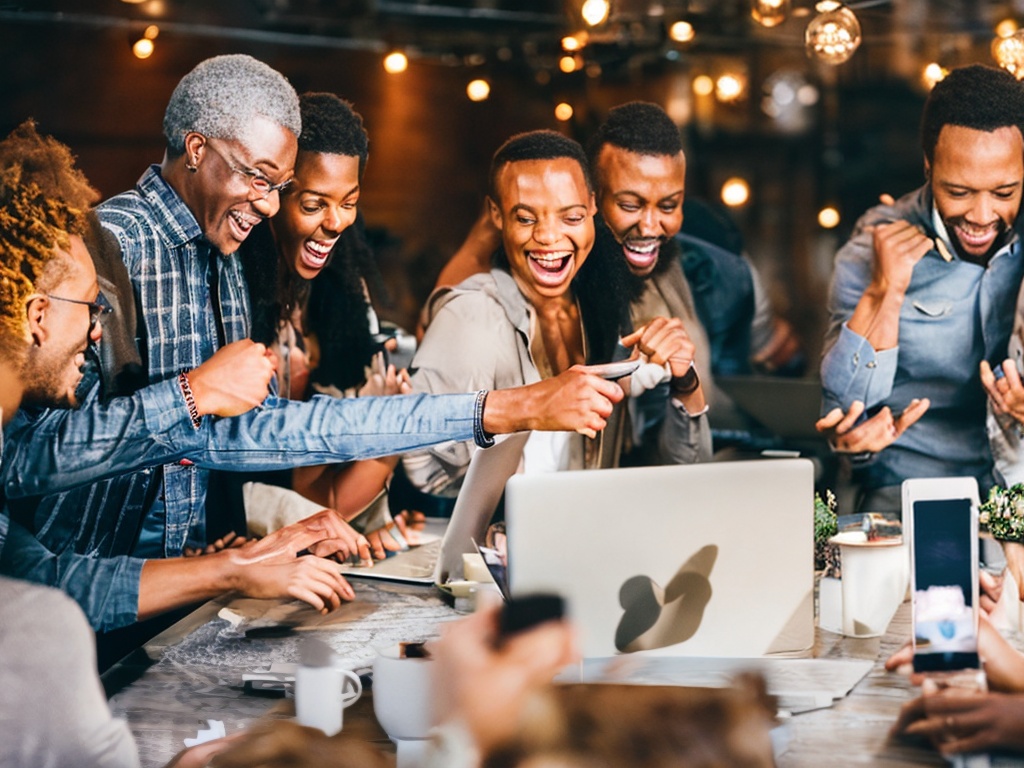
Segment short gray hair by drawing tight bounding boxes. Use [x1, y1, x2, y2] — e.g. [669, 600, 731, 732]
[162, 54, 301, 155]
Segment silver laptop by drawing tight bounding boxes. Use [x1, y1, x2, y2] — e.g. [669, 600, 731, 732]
[341, 431, 528, 585]
[505, 459, 815, 658]
[715, 376, 825, 441]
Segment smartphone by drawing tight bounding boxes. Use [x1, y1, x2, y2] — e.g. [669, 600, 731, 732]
[902, 478, 981, 673]
[580, 360, 641, 381]
[497, 593, 565, 644]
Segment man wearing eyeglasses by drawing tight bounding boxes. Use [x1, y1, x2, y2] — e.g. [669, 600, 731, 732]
[2, 56, 621, 649]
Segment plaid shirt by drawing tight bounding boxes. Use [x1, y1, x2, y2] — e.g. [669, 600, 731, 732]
[98, 166, 253, 558]
[2, 166, 490, 631]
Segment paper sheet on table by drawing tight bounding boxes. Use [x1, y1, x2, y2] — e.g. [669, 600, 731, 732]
[218, 597, 378, 633]
[560, 656, 875, 714]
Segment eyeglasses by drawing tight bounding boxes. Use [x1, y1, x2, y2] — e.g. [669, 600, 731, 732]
[46, 292, 113, 332]
[204, 139, 293, 199]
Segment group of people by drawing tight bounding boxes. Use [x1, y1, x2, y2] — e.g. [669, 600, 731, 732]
[6, 46, 1024, 766]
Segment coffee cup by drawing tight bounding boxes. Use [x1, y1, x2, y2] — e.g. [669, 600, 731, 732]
[294, 663, 362, 736]
[832, 532, 909, 638]
[372, 643, 437, 743]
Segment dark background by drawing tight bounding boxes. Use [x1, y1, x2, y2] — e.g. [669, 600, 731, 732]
[1, 0, 1011, 353]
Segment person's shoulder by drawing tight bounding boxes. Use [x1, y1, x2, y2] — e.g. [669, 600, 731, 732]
[0, 577, 87, 633]
[428, 271, 504, 314]
[421, 271, 512, 335]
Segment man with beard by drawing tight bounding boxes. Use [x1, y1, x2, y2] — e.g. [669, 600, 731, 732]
[821, 64, 1024, 513]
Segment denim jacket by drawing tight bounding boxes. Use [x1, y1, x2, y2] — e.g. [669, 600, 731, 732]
[821, 184, 1024, 500]
[1, 164, 492, 631]
[3, 386, 486, 631]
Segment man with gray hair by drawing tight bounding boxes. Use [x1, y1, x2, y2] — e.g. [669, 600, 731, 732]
[3, 54, 621, 651]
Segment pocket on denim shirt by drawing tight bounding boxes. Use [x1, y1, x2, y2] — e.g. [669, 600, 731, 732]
[910, 300, 953, 317]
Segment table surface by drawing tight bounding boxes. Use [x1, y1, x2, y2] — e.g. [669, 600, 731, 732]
[105, 583, 1024, 768]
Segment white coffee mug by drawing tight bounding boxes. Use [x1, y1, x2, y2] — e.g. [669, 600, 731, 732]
[834, 534, 909, 638]
[295, 664, 363, 736]
[372, 644, 437, 742]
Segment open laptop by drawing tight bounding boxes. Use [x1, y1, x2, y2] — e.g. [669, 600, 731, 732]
[505, 459, 815, 658]
[340, 431, 528, 585]
[715, 375, 825, 442]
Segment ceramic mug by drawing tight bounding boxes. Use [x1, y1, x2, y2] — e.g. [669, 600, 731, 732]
[834, 534, 909, 638]
[372, 643, 437, 742]
[295, 664, 363, 736]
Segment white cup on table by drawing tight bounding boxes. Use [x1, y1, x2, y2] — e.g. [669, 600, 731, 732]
[294, 663, 362, 736]
[833, 532, 909, 638]
[373, 642, 437, 766]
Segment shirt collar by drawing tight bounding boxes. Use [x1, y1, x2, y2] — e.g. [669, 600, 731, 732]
[136, 165, 205, 249]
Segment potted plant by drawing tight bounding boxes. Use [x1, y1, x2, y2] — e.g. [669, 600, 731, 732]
[814, 489, 840, 576]
[980, 483, 1024, 544]
[814, 489, 843, 631]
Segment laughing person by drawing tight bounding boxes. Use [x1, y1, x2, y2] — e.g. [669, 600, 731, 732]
[819, 64, 1024, 514]
[402, 130, 711, 498]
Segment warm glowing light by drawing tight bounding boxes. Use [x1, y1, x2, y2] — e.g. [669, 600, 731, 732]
[555, 103, 574, 121]
[997, 18, 1019, 38]
[693, 74, 715, 96]
[466, 79, 491, 102]
[818, 206, 840, 228]
[922, 62, 947, 90]
[559, 55, 578, 73]
[562, 35, 581, 51]
[715, 73, 746, 102]
[581, 0, 610, 27]
[144, 24, 159, 40]
[993, 30, 1024, 79]
[751, 0, 789, 28]
[721, 177, 750, 207]
[669, 21, 695, 42]
[383, 51, 408, 74]
[132, 38, 155, 59]
[805, 1, 862, 65]
[120, 0, 147, 4]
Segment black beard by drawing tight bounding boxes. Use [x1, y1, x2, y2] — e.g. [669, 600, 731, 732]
[593, 215, 677, 304]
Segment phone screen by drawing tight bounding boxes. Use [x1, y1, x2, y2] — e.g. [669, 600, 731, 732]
[910, 497, 980, 672]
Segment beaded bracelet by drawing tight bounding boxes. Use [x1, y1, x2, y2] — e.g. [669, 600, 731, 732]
[177, 370, 202, 430]
[473, 389, 495, 448]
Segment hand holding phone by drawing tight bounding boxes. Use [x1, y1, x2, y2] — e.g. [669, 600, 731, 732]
[496, 593, 565, 646]
[903, 479, 982, 674]
[579, 360, 641, 381]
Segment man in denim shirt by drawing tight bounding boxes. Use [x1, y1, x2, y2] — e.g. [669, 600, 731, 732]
[820, 64, 1024, 512]
[3, 57, 623, 634]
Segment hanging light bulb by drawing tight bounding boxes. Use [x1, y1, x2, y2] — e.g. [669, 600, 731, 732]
[669, 20, 695, 43]
[921, 62, 947, 90]
[466, 79, 491, 102]
[555, 103, 574, 121]
[132, 37, 155, 59]
[581, 0, 610, 27]
[721, 178, 750, 207]
[805, 1, 861, 65]
[751, 0, 789, 29]
[383, 51, 408, 74]
[993, 30, 1024, 79]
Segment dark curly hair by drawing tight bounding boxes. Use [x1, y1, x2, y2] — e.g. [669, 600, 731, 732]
[586, 101, 683, 174]
[0, 120, 92, 364]
[297, 92, 369, 176]
[489, 130, 593, 203]
[920, 64, 1024, 163]
[242, 93, 384, 393]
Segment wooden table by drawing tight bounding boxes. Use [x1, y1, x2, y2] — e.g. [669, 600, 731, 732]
[105, 585, 1024, 768]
